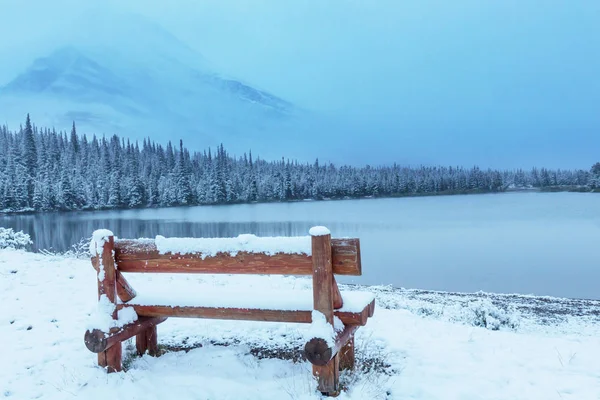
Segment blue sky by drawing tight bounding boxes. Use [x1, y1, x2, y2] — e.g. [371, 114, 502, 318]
[0, 0, 599, 168]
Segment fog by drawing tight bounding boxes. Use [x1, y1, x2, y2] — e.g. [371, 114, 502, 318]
[1, 0, 599, 168]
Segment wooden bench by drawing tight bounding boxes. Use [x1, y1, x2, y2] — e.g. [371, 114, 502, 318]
[84, 227, 375, 396]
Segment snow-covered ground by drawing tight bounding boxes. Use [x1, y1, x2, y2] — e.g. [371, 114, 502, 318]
[2, 249, 600, 399]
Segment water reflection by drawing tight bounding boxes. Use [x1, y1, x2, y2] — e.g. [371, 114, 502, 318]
[0, 207, 374, 252]
[0, 215, 329, 252]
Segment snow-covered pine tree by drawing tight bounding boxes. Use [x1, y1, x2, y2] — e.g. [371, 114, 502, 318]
[176, 140, 193, 205]
[22, 114, 37, 207]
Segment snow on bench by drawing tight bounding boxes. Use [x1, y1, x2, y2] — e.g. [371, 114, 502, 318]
[121, 284, 375, 326]
[85, 228, 374, 396]
[128, 283, 372, 312]
[155, 234, 312, 258]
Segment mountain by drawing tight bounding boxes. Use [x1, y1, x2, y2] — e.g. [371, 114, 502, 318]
[0, 13, 327, 161]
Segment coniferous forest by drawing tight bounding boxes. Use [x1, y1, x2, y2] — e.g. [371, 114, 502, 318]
[0, 115, 598, 213]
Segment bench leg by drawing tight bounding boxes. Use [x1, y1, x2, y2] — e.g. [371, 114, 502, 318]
[146, 325, 159, 356]
[98, 344, 122, 373]
[314, 353, 340, 396]
[339, 336, 355, 371]
[136, 325, 159, 357]
[135, 331, 147, 356]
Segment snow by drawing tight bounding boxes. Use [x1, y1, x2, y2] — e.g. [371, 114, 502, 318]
[333, 316, 344, 332]
[2, 249, 600, 399]
[128, 281, 373, 313]
[309, 226, 330, 236]
[305, 311, 336, 347]
[86, 294, 138, 332]
[0, 227, 32, 250]
[155, 233, 311, 258]
[117, 307, 138, 328]
[89, 229, 114, 255]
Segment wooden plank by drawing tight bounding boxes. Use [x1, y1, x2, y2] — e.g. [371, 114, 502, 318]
[337, 301, 373, 326]
[368, 298, 375, 317]
[85, 316, 167, 353]
[113, 238, 361, 276]
[332, 277, 343, 309]
[125, 305, 313, 322]
[117, 304, 372, 326]
[116, 252, 312, 275]
[304, 325, 358, 366]
[116, 271, 137, 302]
[331, 238, 361, 276]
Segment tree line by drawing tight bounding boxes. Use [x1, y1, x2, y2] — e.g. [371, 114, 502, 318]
[0, 115, 598, 212]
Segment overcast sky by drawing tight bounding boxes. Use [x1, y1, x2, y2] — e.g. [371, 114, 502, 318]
[1, 0, 599, 167]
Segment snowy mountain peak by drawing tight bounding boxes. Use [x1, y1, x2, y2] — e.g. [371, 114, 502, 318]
[2, 47, 128, 100]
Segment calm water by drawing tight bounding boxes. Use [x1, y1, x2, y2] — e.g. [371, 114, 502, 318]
[2, 192, 599, 299]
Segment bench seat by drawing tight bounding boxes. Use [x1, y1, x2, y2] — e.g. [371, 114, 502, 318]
[119, 286, 375, 326]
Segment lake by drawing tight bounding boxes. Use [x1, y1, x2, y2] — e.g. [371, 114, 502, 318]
[1, 192, 599, 299]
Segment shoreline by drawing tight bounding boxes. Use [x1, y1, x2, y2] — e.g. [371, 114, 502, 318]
[1, 185, 597, 216]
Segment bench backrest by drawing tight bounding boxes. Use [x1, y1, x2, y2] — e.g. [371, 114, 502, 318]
[91, 229, 361, 310]
[113, 235, 362, 276]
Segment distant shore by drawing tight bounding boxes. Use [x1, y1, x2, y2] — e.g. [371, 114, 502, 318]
[1, 185, 598, 216]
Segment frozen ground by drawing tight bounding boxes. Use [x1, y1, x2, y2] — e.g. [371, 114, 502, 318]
[2, 249, 600, 399]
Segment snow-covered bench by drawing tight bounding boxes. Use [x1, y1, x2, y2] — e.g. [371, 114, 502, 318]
[84, 227, 375, 396]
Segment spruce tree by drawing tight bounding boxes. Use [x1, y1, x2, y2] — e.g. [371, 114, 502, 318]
[176, 140, 193, 205]
[59, 170, 76, 210]
[246, 151, 259, 202]
[22, 114, 37, 206]
[70, 122, 79, 155]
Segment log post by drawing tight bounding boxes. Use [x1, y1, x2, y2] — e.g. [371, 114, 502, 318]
[310, 227, 340, 396]
[135, 330, 147, 356]
[339, 336, 355, 371]
[304, 325, 358, 366]
[136, 325, 159, 356]
[92, 233, 122, 372]
[146, 325, 159, 356]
